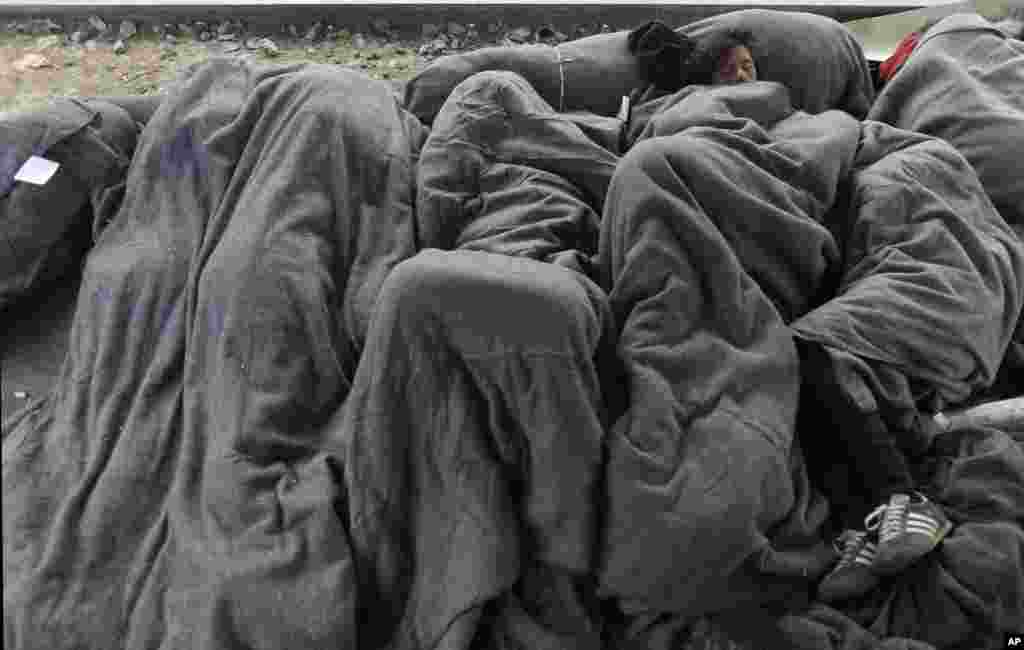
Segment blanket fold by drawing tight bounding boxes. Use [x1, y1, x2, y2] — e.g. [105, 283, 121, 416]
[4, 59, 427, 649]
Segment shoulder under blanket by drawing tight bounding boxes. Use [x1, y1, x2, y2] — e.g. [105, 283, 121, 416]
[4, 58, 425, 650]
[867, 13, 1024, 238]
[416, 70, 621, 278]
[791, 120, 1024, 418]
[866, 13, 1024, 388]
[1, 98, 138, 313]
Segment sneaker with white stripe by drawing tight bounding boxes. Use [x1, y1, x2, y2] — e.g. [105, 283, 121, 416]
[818, 529, 881, 602]
[867, 492, 953, 575]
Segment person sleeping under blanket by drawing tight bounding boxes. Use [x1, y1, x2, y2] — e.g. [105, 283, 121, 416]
[627, 25, 760, 109]
[874, 8, 1024, 90]
[603, 38, 1023, 646]
[626, 30, 956, 607]
[311, 68, 624, 650]
[1, 60, 619, 650]
[675, 19, 997, 608]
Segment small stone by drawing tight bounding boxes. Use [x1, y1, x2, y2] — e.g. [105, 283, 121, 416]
[419, 36, 450, 56]
[535, 25, 557, 42]
[599, 23, 612, 34]
[163, 33, 178, 44]
[257, 37, 280, 57]
[13, 53, 52, 71]
[422, 23, 440, 39]
[508, 26, 533, 43]
[34, 35, 61, 49]
[113, 39, 127, 54]
[352, 33, 369, 49]
[14, 391, 28, 399]
[198, 31, 212, 42]
[369, 18, 390, 37]
[447, 21, 467, 37]
[305, 20, 324, 41]
[118, 20, 137, 40]
[24, 18, 62, 34]
[88, 15, 107, 35]
[84, 39, 100, 50]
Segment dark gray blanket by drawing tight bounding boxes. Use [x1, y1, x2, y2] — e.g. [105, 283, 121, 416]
[598, 82, 857, 623]
[599, 81, 1024, 649]
[866, 13, 1024, 392]
[4, 63, 1024, 650]
[4, 59, 427, 649]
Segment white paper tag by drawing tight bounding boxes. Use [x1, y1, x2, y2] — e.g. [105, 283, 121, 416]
[617, 95, 631, 123]
[14, 155, 60, 186]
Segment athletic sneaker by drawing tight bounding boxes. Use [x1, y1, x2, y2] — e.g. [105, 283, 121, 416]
[866, 492, 953, 575]
[818, 529, 880, 603]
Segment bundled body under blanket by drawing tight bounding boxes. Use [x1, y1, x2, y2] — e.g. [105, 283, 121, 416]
[4, 59, 1024, 650]
[4, 59, 428, 649]
[598, 79, 1024, 647]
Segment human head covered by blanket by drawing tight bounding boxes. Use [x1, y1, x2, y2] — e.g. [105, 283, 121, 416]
[878, 9, 1024, 86]
[687, 29, 759, 85]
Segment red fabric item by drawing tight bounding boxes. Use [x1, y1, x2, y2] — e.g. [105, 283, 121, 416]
[880, 31, 921, 83]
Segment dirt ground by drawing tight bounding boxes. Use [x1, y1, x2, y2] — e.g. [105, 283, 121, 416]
[1, 29, 422, 115]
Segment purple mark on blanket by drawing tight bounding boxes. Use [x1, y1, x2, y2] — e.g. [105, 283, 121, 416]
[157, 302, 179, 338]
[160, 126, 209, 180]
[206, 303, 226, 338]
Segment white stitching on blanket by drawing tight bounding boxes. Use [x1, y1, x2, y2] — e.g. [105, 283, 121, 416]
[553, 45, 577, 113]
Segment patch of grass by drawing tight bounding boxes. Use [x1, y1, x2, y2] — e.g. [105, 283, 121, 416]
[1, 30, 423, 115]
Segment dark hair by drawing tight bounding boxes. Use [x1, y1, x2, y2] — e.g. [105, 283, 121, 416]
[627, 20, 698, 91]
[684, 29, 756, 85]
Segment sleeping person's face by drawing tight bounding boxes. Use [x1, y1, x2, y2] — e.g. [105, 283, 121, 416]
[714, 45, 758, 84]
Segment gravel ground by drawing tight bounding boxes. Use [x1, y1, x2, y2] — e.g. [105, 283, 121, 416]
[1, 14, 587, 114]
